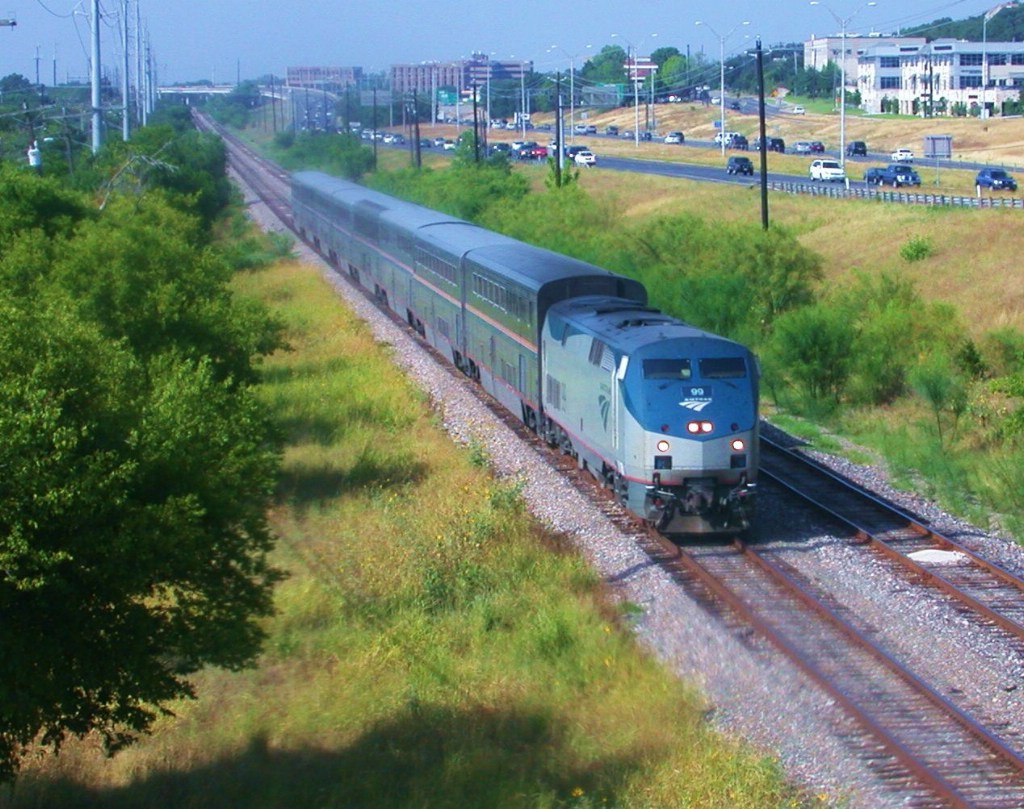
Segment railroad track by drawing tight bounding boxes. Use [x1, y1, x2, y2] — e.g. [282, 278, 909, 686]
[761, 436, 1024, 646]
[201, 112, 1024, 806]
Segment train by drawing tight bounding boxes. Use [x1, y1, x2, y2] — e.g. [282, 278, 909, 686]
[290, 170, 759, 535]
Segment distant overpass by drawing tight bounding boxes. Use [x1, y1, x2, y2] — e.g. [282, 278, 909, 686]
[157, 84, 235, 101]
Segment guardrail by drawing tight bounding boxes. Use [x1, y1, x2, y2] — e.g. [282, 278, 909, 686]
[769, 180, 1024, 209]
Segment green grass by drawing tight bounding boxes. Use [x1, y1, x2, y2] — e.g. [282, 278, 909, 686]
[0, 256, 818, 808]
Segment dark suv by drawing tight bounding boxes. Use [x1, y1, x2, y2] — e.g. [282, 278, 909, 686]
[846, 140, 867, 157]
[753, 137, 785, 153]
[976, 167, 1018, 191]
[727, 156, 754, 175]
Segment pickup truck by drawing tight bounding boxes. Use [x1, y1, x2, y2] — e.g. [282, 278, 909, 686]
[864, 164, 922, 188]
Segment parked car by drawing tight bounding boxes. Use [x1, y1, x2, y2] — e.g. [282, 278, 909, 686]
[846, 140, 867, 156]
[891, 147, 915, 162]
[809, 159, 846, 182]
[793, 141, 813, 154]
[664, 131, 685, 144]
[865, 164, 921, 187]
[726, 155, 754, 175]
[975, 167, 1018, 191]
[573, 150, 597, 166]
[809, 141, 825, 153]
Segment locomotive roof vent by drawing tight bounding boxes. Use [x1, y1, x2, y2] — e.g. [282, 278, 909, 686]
[616, 316, 674, 329]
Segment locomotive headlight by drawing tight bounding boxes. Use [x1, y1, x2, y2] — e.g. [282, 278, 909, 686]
[687, 421, 713, 434]
[656, 439, 671, 453]
[731, 439, 746, 452]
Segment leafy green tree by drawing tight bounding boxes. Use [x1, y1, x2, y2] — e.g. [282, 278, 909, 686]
[0, 164, 92, 259]
[831, 272, 965, 405]
[272, 130, 374, 181]
[370, 163, 528, 222]
[0, 295, 281, 782]
[909, 352, 968, 444]
[765, 303, 855, 407]
[733, 224, 822, 334]
[581, 46, 628, 84]
[47, 193, 282, 386]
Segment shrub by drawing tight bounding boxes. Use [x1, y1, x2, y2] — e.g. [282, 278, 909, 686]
[900, 235, 934, 262]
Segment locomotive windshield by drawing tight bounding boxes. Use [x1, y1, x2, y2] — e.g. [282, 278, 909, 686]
[643, 359, 692, 380]
[643, 357, 747, 380]
[698, 357, 747, 379]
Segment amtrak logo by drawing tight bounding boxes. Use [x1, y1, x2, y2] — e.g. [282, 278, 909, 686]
[680, 400, 711, 412]
[598, 394, 611, 430]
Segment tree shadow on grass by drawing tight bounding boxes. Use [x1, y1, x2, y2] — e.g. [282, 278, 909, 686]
[5, 704, 649, 809]
[276, 447, 430, 510]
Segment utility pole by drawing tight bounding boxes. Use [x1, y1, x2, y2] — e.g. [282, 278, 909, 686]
[755, 38, 769, 231]
[136, 4, 144, 126]
[91, 0, 102, 154]
[471, 83, 478, 163]
[121, 0, 130, 141]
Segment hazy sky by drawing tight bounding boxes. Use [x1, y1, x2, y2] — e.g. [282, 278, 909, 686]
[0, 0, 1004, 85]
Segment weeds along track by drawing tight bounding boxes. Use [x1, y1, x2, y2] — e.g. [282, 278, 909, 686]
[207, 112, 1024, 805]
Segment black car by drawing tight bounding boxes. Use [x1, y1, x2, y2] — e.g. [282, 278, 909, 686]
[846, 140, 867, 156]
[976, 167, 1018, 191]
[730, 134, 749, 150]
[727, 156, 754, 176]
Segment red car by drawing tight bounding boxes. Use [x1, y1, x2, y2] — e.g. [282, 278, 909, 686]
[520, 145, 549, 160]
[809, 141, 825, 153]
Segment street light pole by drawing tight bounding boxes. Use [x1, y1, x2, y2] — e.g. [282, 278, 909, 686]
[810, 0, 876, 166]
[695, 20, 750, 157]
[982, 4, 1008, 117]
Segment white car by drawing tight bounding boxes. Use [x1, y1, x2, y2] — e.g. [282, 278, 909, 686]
[891, 147, 915, 162]
[664, 131, 684, 144]
[791, 105, 806, 114]
[809, 159, 846, 182]
[442, 140, 457, 151]
[713, 131, 741, 145]
[573, 150, 597, 166]
[793, 141, 813, 154]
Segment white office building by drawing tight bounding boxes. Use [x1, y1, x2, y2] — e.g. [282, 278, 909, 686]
[857, 38, 1024, 116]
